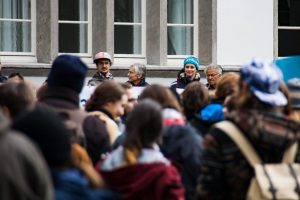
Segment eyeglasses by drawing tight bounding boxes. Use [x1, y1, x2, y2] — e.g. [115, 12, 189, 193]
[206, 73, 220, 78]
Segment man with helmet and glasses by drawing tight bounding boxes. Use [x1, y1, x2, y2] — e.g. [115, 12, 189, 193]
[88, 52, 114, 86]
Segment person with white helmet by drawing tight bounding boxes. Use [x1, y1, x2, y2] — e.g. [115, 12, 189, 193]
[88, 52, 114, 86]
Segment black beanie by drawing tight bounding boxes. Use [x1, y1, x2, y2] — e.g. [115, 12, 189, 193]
[47, 54, 88, 93]
[12, 105, 71, 167]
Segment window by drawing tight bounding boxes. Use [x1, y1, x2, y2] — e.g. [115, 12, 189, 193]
[167, 0, 197, 56]
[0, 0, 34, 53]
[114, 0, 145, 56]
[59, 0, 91, 54]
[278, 0, 300, 57]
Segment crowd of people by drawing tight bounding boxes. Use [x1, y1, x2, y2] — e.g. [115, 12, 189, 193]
[0, 53, 300, 200]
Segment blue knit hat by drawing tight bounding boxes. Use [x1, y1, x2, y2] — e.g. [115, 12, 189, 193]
[240, 59, 287, 106]
[47, 55, 88, 93]
[183, 56, 200, 70]
[274, 56, 300, 82]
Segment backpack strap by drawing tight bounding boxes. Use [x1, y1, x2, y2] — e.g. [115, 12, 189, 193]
[214, 120, 262, 167]
[283, 142, 298, 163]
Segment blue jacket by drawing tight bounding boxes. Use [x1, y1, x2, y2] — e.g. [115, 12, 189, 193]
[52, 168, 119, 200]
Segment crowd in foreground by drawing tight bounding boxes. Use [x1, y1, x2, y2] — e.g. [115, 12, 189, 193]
[0, 53, 300, 200]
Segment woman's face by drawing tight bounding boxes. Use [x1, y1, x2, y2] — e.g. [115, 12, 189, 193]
[107, 94, 128, 118]
[184, 64, 197, 79]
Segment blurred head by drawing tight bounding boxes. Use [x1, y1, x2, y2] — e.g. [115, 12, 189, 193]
[85, 80, 127, 118]
[181, 82, 210, 117]
[215, 72, 240, 101]
[121, 82, 137, 115]
[94, 52, 112, 75]
[205, 65, 223, 89]
[7, 72, 24, 83]
[13, 105, 72, 167]
[139, 84, 182, 113]
[47, 55, 88, 93]
[123, 99, 163, 149]
[0, 82, 35, 120]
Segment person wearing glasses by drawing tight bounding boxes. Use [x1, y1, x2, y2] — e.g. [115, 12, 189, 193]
[88, 52, 114, 86]
[205, 65, 223, 90]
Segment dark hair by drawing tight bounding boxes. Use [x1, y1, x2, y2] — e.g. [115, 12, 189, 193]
[139, 84, 182, 112]
[120, 82, 133, 90]
[123, 99, 162, 151]
[215, 72, 240, 101]
[181, 82, 210, 117]
[0, 82, 35, 119]
[8, 72, 24, 80]
[85, 80, 125, 112]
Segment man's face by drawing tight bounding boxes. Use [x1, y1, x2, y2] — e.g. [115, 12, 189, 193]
[124, 88, 137, 114]
[184, 64, 197, 79]
[206, 68, 222, 87]
[109, 94, 128, 118]
[96, 59, 111, 75]
[127, 66, 141, 82]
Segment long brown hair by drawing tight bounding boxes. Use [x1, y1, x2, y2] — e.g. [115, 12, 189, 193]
[138, 84, 182, 112]
[85, 80, 125, 112]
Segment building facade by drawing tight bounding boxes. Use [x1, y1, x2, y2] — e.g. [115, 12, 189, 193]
[0, 0, 299, 76]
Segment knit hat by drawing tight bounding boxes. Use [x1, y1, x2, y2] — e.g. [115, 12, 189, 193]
[12, 105, 72, 167]
[47, 55, 88, 93]
[183, 56, 200, 70]
[240, 59, 287, 106]
[274, 56, 300, 82]
[287, 78, 300, 109]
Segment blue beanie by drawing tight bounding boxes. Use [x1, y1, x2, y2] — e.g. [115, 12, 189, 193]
[183, 56, 200, 70]
[47, 55, 88, 93]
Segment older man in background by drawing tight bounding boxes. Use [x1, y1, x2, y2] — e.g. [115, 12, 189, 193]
[205, 65, 223, 90]
[127, 63, 149, 87]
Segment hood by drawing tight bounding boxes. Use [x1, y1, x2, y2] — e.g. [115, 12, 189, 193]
[162, 108, 186, 126]
[227, 109, 300, 151]
[200, 103, 224, 122]
[101, 163, 184, 200]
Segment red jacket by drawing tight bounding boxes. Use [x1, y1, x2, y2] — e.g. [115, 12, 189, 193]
[101, 163, 185, 200]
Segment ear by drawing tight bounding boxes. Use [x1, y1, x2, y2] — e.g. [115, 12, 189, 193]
[137, 74, 142, 79]
[0, 106, 11, 119]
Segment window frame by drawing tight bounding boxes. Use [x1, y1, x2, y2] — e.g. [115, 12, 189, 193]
[114, 0, 146, 58]
[58, 0, 92, 57]
[0, 0, 36, 62]
[167, 0, 198, 59]
[276, 0, 300, 58]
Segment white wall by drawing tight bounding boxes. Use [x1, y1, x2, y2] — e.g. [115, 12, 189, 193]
[217, 0, 274, 66]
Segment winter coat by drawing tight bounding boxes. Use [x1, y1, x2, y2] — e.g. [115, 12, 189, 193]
[0, 113, 53, 200]
[52, 168, 119, 200]
[127, 78, 150, 87]
[100, 146, 185, 200]
[170, 70, 201, 90]
[196, 109, 300, 200]
[161, 108, 203, 200]
[39, 87, 111, 164]
[88, 72, 114, 86]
